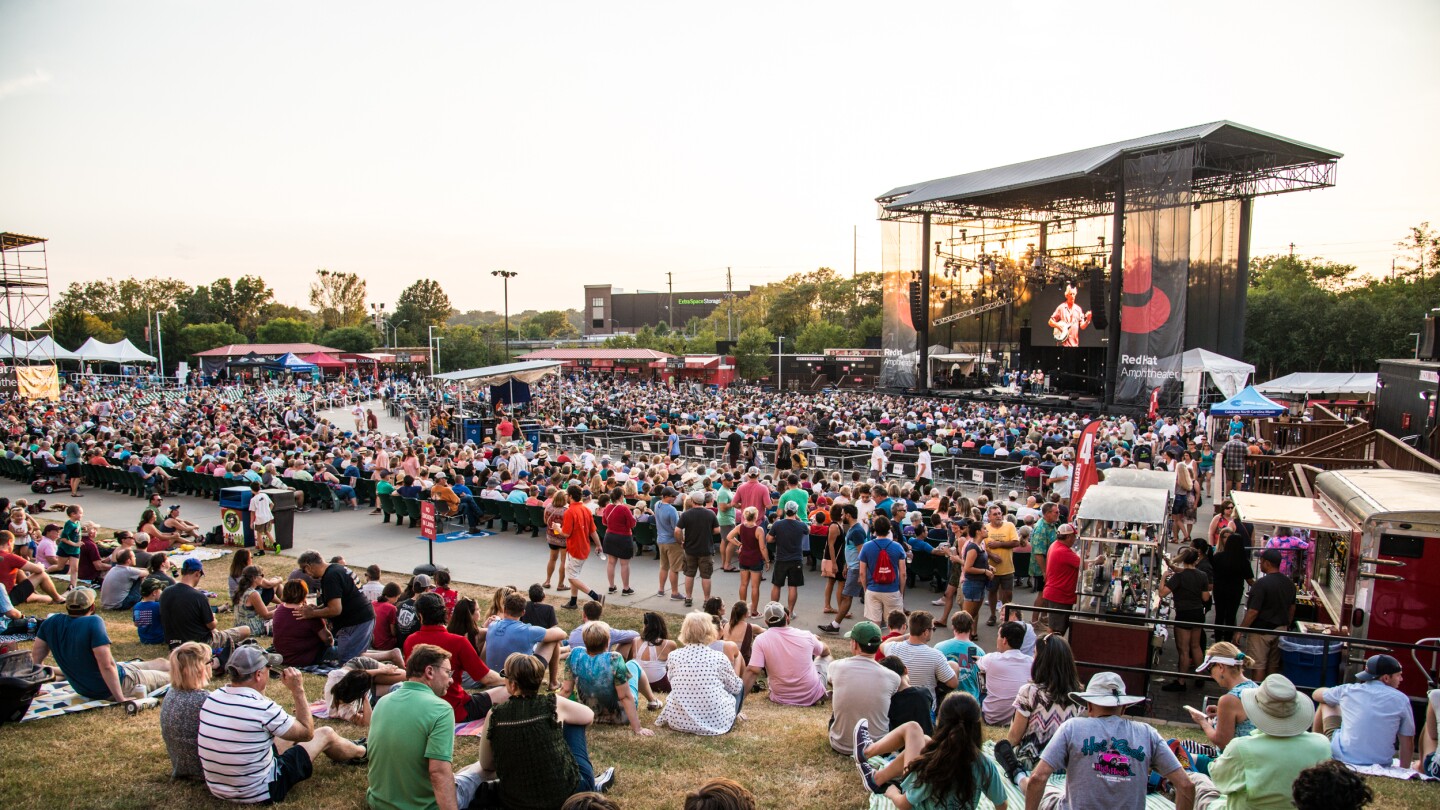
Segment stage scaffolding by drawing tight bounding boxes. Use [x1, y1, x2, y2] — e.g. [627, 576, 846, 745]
[0, 232, 56, 365]
[876, 121, 1341, 409]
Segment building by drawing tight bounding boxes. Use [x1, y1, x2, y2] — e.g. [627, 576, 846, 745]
[583, 283, 749, 336]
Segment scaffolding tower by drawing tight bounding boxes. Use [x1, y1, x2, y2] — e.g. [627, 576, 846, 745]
[0, 232, 54, 365]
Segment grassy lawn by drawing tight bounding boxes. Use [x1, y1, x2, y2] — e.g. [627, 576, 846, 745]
[1, 548, 1431, 810]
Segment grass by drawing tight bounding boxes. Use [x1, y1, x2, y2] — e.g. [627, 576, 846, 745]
[2, 548, 1432, 810]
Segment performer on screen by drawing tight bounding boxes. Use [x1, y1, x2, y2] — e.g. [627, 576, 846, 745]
[1048, 284, 1093, 347]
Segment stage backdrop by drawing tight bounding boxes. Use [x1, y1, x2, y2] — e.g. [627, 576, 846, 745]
[881, 220, 923, 388]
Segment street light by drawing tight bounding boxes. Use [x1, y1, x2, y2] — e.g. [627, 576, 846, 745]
[777, 336, 785, 391]
[492, 270, 518, 360]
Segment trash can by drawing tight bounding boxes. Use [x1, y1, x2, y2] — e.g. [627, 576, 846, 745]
[265, 488, 298, 551]
[520, 421, 542, 452]
[219, 486, 255, 547]
[1279, 635, 1345, 689]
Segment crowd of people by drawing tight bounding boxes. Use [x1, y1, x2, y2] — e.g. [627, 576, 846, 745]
[1, 374, 1431, 809]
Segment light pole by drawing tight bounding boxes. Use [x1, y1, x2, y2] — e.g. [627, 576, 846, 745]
[777, 336, 785, 391]
[427, 325, 438, 376]
[492, 270, 518, 360]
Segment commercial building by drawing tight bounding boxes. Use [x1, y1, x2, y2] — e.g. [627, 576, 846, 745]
[583, 283, 749, 336]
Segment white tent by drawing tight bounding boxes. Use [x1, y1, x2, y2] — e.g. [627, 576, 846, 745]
[74, 337, 158, 364]
[1175, 348, 1253, 406]
[929, 352, 978, 376]
[1255, 372, 1378, 398]
[0, 334, 80, 361]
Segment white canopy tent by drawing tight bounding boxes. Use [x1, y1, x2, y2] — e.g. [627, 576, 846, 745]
[0, 335, 80, 361]
[74, 337, 158, 364]
[1174, 348, 1253, 406]
[1255, 372, 1378, 398]
[929, 352, 978, 376]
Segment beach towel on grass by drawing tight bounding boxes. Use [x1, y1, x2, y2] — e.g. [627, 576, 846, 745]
[311, 700, 487, 736]
[1345, 760, 1439, 782]
[866, 741, 1177, 810]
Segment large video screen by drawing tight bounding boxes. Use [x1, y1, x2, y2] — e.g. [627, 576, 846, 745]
[1030, 283, 1105, 348]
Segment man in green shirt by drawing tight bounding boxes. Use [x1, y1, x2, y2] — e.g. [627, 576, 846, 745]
[367, 644, 458, 810]
[775, 473, 810, 525]
[1029, 502, 1059, 592]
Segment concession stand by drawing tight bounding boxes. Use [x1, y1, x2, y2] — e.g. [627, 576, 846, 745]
[1066, 468, 1177, 699]
[1232, 469, 1440, 700]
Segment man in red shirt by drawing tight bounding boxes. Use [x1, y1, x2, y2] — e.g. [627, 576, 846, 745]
[403, 592, 508, 722]
[1, 532, 63, 604]
[733, 467, 772, 522]
[557, 485, 604, 610]
[1034, 523, 1095, 635]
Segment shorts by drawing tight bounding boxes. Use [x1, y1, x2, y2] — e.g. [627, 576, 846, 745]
[9, 578, 35, 603]
[1171, 493, 1189, 516]
[254, 520, 275, 535]
[948, 563, 963, 589]
[1175, 608, 1207, 625]
[991, 573, 1015, 592]
[1245, 630, 1281, 673]
[462, 690, 496, 722]
[602, 533, 634, 559]
[57, 545, 81, 558]
[66, 463, 83, 478]
[863, 589, 903, 623]
[118, 662, 169, 693]
[683, 554, 714, 579]
[564, 556, 587, 581]
[842, 569, 864, 599]
[771, 560, 804, 587]
[658, 544, 684, 572]
[961, 579, 987, 602]
[210, 626, 250, 647]
[267, 744, 314, 803]
[739, 561, 764, 573]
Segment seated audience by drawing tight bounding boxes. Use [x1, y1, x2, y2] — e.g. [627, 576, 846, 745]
[853, 691, 1008, 810]
[994, 633, 1082, 787]
[132, 578, 167, 644]
[1312, 653, 1415, 768]
[403, 592, 509, 723]
[655, 612, 744, 736]
[524, 582, 559, 629]
[457, 652, 616, 808]
[933, 610, 983, 700]
[1291, 759, 1373, 810]
[159, 558, 251, 650]
[976, 620, 1032, 725]
[197, 648, 366, 802]
[826, 620, 900, 755]
[160, 641, 213, 779]
[880, 655, 934, 736]
[270, 579, 333, 667]
[363, 643, 460, 809]
[1175, 641, 1258, 772]
[0, 529, 63, 604]
[98, 548, 148, 610]
[684, 778, 758, 810]
[742, 602, 831, 707]
[879, 610, 957, 707]
[371, 581, 402, 650]
[324, 653, 407, 726]
[31, 586, 170, 701]
[485, 591, 568, 679]
[231, 565, 275, 637]
[562, 620, 658, 737]
[635, 611, 677, 693]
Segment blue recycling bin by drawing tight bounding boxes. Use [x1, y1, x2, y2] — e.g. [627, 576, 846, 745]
[1279, 635, 1344, 689]
[521, 422, 541, 451]
[219, 486, 256, 547]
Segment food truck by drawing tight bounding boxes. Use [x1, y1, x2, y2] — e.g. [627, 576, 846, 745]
[1067, 468, 1177, 697]
[1231, 468, 1440, 700]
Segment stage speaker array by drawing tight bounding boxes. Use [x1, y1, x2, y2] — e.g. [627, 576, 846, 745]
[1089, 264, 1109, 331]
[909, 281, 924, 324]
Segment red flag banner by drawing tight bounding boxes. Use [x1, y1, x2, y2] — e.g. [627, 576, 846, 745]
[1068, 419, 1104, 513]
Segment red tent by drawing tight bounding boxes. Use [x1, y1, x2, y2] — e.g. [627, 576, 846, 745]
[300, 352, 346, 371]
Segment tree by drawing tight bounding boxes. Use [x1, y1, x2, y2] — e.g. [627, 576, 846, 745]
[794, 320, 850, 354]
[734, 326, 774, 380]
[51, 277, 191, 346]
[309, 269, 368, 330]
[176, 322, 244, 358]
[318, 326, 377, 353]
[257, 317, 315, 344]
[392, 279, 453, 344]
[437, 325, 503, 372]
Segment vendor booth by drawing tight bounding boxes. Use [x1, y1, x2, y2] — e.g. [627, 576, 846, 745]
[1232, 469, 1440, 699]
[1174, 348, 1253, 406]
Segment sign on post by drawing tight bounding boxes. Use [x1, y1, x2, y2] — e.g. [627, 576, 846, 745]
[420, 501, 437, 541]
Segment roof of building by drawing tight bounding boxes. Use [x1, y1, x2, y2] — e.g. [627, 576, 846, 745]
[517, 348, 676, 361]
[878, 121, 1341, 214]
[192, 343, 342, 358]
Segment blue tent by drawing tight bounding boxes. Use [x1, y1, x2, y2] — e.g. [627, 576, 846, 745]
[274, 353, 318, 372]
[1209, 385, 1286, 417]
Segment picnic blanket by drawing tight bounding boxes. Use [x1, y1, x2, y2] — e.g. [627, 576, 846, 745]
[310, 700, 487, 736]
[21, 680, 117, 721]
[867, 741, 1177, 810]
[165, 548, 232, 568]
[1346, 760, 1439, 782]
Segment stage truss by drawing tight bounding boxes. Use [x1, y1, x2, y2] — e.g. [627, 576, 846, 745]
[0, 232, 55, 366]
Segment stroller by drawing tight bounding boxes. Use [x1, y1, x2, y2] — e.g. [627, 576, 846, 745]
[0, 648, 54, 725]
[29, 458, 66, 495]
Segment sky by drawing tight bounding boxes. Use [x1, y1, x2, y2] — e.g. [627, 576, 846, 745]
[2, 1, 1438, 315]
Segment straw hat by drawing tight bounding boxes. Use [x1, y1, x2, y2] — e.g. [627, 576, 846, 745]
[1238, 674, 1315, 737]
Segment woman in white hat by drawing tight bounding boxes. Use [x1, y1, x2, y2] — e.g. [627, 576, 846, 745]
[1175, 641, 1258, 772]
[1023, 671, 1194, 810]
[1186, 674, 1330, 809]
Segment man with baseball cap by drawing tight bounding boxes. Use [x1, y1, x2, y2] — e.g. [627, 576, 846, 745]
[1236, 548, 1295, 680]
[1034, 523, 1094, 635]
[160, 557, 251, 649]
[31, 586, 171, 702]
[742, 602, 830, 707]
[198, 646, 366, 803]
[825, 620, 900, 755]
[1312, 654, 1415, 768]
[1024, 671, 1194, 810]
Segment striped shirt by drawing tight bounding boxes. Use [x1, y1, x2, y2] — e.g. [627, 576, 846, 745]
[197, 686, 295, 803]
[879, 639, 957, 705]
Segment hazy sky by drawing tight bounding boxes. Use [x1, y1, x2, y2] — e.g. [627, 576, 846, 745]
[2, 1, 1437, 315]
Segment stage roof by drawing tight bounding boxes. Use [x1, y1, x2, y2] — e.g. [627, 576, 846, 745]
[878, 121, 1342, 220]
[433, 360, 563, 387]
[194, 342, 342, 357]
[518, 348, 675, 361]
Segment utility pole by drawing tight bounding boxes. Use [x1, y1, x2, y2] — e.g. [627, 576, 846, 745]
[427, 325, 436, 376]
[1288, 242, 1295, 259]
[665, 271, 674, 329]
[853, 225, 857, 280]
[726, 267, 734, 342]
[155, 312, 165, 377]
[777, 336, 784, 392]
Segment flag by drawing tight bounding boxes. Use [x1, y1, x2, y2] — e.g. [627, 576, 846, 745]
[1148, 387, 1160, 420]
[1068, 418, 1104, 514]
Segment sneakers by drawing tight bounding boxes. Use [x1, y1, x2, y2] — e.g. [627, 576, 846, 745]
[993, 739, 1024, 784]
[593, 766, 616, 794]
[621, 588, 635, 596]
[669, 592, 686, 601]
[563, 600, 578, 610]
[930, 597, 945, 606]
[608, 586, 618, 594]
[854, 719, 881, 793]
[684, 598, 693, 607]
[656, 590, 667, 597]
[818, 622, 841, 634]
[347, 737, 368, 765]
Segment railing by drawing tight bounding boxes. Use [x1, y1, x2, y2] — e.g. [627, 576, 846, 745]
[1257, 418, 1353, 454]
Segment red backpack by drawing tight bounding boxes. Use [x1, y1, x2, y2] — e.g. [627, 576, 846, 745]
[872, 540, 898, 585]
